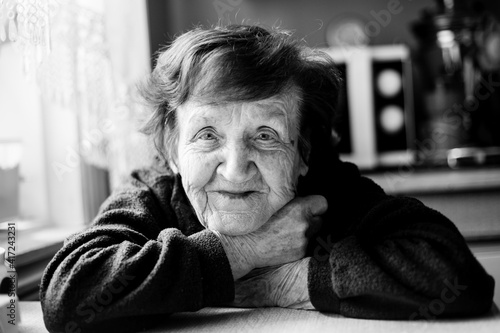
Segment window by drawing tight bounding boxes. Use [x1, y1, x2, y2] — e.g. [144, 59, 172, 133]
[0, 0, 151, 230]
[0, 0, 150, 300]
[0, 42, 53, 227]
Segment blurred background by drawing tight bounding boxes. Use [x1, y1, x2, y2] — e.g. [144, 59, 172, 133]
[0, 0, 499, 303]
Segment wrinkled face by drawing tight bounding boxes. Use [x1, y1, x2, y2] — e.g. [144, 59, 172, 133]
[174, 92, 308, 236]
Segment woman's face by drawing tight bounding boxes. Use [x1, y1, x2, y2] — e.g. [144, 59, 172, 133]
[175, 92, 308, 236]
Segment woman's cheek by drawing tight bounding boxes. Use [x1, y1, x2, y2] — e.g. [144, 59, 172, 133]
[179, 149, 219, 227]
[180, 147, 215, 186]
[257, 148, 298, 200]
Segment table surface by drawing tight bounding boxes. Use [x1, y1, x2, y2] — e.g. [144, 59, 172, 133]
[18, 302, 500, 333]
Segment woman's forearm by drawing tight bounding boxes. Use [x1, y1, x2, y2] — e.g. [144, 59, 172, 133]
[41, 224, 234, 332]
[307, 196, 495, 318]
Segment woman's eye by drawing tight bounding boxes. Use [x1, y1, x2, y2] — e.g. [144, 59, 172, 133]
[254, 129, 279, 145]
[199, 132, 216, 140]
[193, 127, 218, 142]
[257, 133, 273, 141]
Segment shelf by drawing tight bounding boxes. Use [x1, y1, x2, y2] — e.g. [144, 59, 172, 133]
[365, 167, 500, 195]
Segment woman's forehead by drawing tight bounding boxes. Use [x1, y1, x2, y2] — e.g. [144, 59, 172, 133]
[181, 93, 301, 126]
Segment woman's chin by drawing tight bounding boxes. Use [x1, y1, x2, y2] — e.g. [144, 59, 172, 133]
[207, 211, 267, 236]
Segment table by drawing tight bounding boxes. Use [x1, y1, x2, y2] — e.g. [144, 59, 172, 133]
[18, 302, 500, 333]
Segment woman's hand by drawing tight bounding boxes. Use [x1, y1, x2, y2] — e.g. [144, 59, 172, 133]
[213, 195, 327, 279]
[228, 258, 314, 309]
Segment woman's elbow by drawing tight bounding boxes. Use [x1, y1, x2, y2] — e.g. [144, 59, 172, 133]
[413, 273, 495, 320]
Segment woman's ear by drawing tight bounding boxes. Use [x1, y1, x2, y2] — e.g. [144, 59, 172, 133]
[165, 130, 180, 174]
[168, 152, 179, 174]
[299, 156, 309, 177]
[169, 161, 179, 174]
[298, 129, 311, 177]
[298, 140, 310, 177]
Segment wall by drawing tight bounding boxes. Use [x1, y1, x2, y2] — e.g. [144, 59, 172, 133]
[149, 0, 434, 53]
[148, 0, 500, 66]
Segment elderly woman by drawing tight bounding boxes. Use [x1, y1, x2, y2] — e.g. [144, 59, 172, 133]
[40, 24, 494, 332]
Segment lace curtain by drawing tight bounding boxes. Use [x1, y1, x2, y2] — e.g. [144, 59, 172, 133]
[0, 0, 59, 72]
[0, 0, 153, 188]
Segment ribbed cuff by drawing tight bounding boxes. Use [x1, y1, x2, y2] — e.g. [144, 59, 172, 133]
[189, 229, 235, 306]
[308, 257, 340, 313]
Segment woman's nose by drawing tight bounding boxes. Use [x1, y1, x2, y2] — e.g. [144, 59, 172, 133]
[217, 145, 257, 183]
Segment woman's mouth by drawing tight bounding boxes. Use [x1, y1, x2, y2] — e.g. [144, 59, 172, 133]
[217, 191, 255, 199]
[208, 190, 263, 211]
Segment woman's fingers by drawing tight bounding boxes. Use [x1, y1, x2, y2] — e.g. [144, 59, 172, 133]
[299, 195, 327, 238]
[305, 216, 323, 239]
[250, 195, 328, 266]
[296, 195, 328, 218]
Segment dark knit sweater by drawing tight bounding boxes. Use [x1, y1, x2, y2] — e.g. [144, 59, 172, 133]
[39, 160, 495, 333]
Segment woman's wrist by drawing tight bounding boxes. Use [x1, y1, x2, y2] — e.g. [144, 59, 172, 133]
[210, 229, 254, 280]
[276, 257, 312, 307]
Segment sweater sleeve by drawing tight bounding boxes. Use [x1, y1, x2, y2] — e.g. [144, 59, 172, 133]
[307, 166, 495, 319]
[39, 171, 234, 333]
